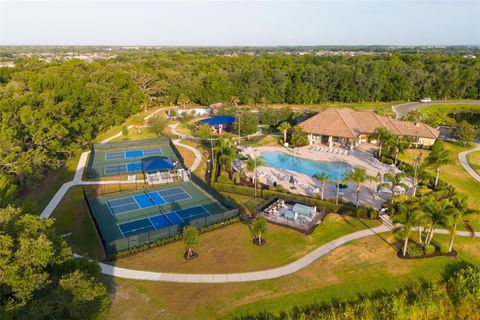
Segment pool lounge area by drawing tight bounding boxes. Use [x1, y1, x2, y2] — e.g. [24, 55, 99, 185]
[259, 197, 326, 234]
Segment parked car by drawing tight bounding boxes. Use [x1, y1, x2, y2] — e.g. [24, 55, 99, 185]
[420, 97, 432, 103]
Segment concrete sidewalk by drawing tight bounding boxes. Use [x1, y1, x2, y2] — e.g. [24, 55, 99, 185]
[458, 143, 480, 183]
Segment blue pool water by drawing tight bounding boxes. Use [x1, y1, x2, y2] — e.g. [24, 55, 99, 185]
[261, 151, 351, 178]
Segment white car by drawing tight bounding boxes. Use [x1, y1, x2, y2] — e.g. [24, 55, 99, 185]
[420, 97, 432, 103]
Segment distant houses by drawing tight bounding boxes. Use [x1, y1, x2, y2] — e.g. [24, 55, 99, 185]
[297, 108, 439, 149]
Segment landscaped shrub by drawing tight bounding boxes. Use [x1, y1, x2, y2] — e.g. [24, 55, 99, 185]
[212, 183, 375, 218]
[424, 244, 436, 255]
[216, 173, 233, 184]
[408, 245, 424, 257]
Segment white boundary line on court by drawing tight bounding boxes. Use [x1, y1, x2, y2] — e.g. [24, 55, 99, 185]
[105, 151, 125, 161]
[118, 220, 155, 239]
[103, 163, 128, 176]
[106, 195, 141, 215]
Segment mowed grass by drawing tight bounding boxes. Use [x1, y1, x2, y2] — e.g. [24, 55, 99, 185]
[106, 231, 480, 320]
[113, 214, 380, 273]
[18, 152, 80, 213]
[266, 101, 401, 116]
[467, 151, 480, 176]
[51, 186, 105, 259]
[416, 104, 480, 126]
[398, 142, 480, 229]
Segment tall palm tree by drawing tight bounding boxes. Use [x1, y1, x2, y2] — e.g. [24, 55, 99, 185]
[246, 156, 265, 172]
[392, 204, 424, 256]
[313, 172, 330, 200]
[377, 173, 409, 196]
[213, 137, 237, 177]
[422, 198, 452, 245]
[277, 122, 291, 145]
[232, 167, 246, 185]
[344, 168, 376, 207]
[445, 196, 475, 253]
[371, 127, 394, 158]
[426, 141, 452, 187]
[393, 136, 411, 164]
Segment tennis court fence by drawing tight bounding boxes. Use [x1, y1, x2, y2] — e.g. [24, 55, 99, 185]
[83, 186, 239, 255]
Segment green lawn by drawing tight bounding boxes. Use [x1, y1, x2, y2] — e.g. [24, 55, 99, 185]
[415, 104, 480, 126]
[106, 231, 480, 320]
[398, 142, 480, 229]
[113, 213, 380, 273]
[467, 151, 480, 176]
[18, 152, 80, 213]
[51, 186, 105, 259]
[266, 101, 400, 117]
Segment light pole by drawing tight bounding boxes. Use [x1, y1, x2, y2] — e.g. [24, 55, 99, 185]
[412, 128, 420, 196]
[335, 170, 340, 205]
[253, 148, 257, 197]
[209, 130, 214, 182]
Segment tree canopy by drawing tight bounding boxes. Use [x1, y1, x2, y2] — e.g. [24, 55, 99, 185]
[0, 207, 108, 319]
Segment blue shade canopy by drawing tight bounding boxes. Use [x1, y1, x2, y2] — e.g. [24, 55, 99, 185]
[200, 115, 235, 126]
[141, 157, 175, 172]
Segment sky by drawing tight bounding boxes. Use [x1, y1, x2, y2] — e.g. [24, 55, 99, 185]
[1, 0, 479, 46]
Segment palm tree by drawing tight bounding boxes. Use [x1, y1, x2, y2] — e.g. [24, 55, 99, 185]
[246, 155, 265, 172]
[344, 168, 376, 207]
[426, 141, 452, 187]
[445, 196, 475, 253]
[392, 204, 424, 256]
[213, 137, 238, 177]
[313, 172, 330, 200]
[230, 96, 240, 107]
[277, 122, 291, 145]
[422, 198, 452, 245]
[232, 167, 246, 185]
[182, 226, 199, 259]
[392, 136, 411, 164]
[371, 127, 394, 158]
[377, 173, 409, 196]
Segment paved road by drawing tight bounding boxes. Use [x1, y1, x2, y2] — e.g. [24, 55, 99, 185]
[394, 100, 480, 120]
[458, 143, 480, 183]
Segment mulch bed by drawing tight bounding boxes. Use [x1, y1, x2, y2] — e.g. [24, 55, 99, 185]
[397, 249, 457, 260]
[252, 238, 267, 246]
[184, 250, 199, 260]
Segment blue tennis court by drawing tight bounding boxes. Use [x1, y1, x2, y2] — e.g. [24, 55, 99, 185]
[106, 187, 192, 215]
[103, 162, 142, 176]
[117, 205, 210, 237]
[105, 148, 163, 161]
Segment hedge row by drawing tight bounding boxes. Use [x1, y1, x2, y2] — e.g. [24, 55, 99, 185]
[109, 216, 241, 260]
[212, 183, 378, 219]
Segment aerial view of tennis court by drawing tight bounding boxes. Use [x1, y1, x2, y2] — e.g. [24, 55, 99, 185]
[87, 138, 180, 178]
[85, 181, 238, 255]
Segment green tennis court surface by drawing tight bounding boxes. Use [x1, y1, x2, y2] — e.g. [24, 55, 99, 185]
[86, 181, 238, 255]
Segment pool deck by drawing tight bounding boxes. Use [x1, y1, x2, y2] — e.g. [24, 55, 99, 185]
[243, 145, 411, 209]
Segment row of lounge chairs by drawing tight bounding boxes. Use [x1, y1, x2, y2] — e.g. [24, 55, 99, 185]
[308, 146, 351, 156]
[263, 199, 286, 215]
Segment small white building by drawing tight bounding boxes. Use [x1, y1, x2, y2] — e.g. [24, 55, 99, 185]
[175, 108, 211, 117]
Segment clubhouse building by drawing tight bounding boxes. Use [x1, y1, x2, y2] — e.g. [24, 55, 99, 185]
[298, 108, 439, 150]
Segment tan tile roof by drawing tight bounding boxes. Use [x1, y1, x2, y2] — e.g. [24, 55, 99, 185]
[297, 108, 439, 140]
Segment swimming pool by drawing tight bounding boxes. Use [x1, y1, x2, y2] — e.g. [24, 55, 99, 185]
[261, 151, 351, 178]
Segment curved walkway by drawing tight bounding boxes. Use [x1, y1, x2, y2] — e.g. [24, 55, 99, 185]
[458, 143, 480, 183]
[41, 107, 479, 283]
[393, 100, 480, 119]
[168, 123, 263, 141]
